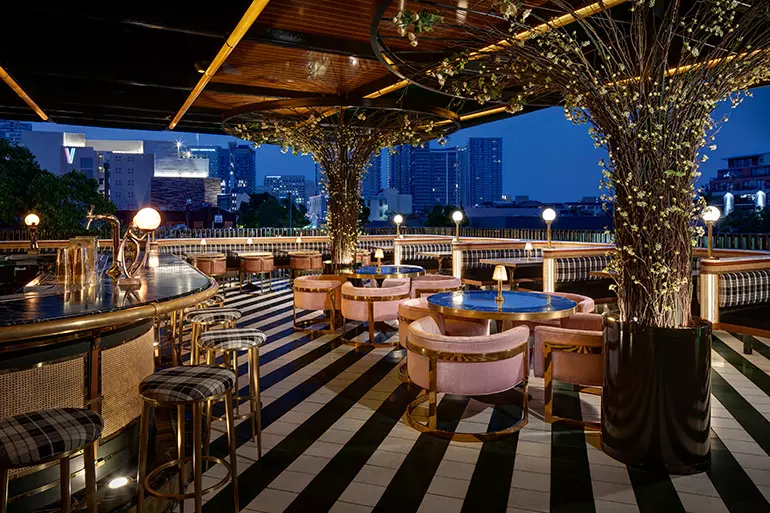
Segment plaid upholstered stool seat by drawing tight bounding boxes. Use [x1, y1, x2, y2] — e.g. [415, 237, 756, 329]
[0, 408, 102, 513]
[186, 307, 243, 364]
[198, 329, 265, 460]
[139, 365, 236, 404]
[137, 365, 240, 513]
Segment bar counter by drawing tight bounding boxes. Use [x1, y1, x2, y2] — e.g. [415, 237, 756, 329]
[0, 254, 217, 512]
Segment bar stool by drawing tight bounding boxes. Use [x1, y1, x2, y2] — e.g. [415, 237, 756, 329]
[199, 328, 266, 459]
[169, 293, 227, 367]
[239, 255, 274, 293]
[186, 308, 243, 365]
[289, 252, 323, 283]
[137, 365, 240, 513]
[0, 408, 103, 513]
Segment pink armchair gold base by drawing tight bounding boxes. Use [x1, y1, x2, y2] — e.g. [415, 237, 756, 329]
[536, 313, 604, 429]
[405, 317, 529, 442]
[293, 275, 347, 335]
[341, 280, 411, 347]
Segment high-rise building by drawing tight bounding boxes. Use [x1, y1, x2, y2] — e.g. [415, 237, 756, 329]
[466, 137, 503, 206]
[0, 119, 31, 144]
[706, 151, 770, 213]
[362, 151, 382, 200]
[264, 175, 307, 206]
[227, 142, 257, 195]
[388, 144, 469, 212]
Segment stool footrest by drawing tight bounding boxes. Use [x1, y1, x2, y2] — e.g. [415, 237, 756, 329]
[144, 456, 232, 501]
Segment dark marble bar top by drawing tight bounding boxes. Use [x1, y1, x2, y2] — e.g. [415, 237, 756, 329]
[0, 254, 213, 327]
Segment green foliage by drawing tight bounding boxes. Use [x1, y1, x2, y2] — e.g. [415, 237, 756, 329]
[237, 192, 307, 228]
[424, 205, 469, 227]
[0, 139, 115, 233]
[719, 208, 770, 233]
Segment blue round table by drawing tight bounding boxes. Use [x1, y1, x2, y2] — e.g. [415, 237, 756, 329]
[340, 264, 425, 280]
[427, 290, 577, 322]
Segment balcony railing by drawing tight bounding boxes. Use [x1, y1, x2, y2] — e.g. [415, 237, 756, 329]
[0, 227, 769, 251]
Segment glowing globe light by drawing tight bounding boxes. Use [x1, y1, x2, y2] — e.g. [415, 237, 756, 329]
[702, 206, 721, 223]
[452, 210, 464, 222]
[24, 213, 40, 226]
[133, 207, 161, 231]
[542, 208, 556, 222]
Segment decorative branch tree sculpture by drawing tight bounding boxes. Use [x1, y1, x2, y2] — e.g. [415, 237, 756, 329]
[393, 0, 770, 328]
[223, 98, 460, 266]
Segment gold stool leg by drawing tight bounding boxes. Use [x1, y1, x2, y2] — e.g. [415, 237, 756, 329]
[136, 401, 152, 513]
[84, 442, 98, 513]
[60, 457, 71, 513]
[190, 323, 199, 365]
[230, 350, 240, 418]
[224, 390, 240, 513]
[204, 352, 215, 460]
[0, 469, 8, 513]
[192, 402, 203, 513]
[248, 347, 261, 458]
[177, 405, 186, 512]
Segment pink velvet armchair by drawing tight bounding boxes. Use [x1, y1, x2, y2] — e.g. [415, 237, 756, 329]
[533, 313, 603, 429]
[341, 279, 411, 346]
[409, 274, 463, 298]
[396, 298, 489, 382]
[293, 275, 347, 334]
[406, 316, 529, 440]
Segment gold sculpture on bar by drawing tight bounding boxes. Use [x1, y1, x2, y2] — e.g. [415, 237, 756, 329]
[86, 206, 122, 279]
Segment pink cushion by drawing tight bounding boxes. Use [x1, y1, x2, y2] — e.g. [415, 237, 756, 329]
[533, 313, 603, 386]
[341, 281, 410, 322]
[292, 255, 323, 270]
[407, 317, 529, 396]
[411, 276, 462, 298]
[294, 275, 346, 310]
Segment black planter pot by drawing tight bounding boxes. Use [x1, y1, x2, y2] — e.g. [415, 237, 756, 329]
[601, 315, 712, 474]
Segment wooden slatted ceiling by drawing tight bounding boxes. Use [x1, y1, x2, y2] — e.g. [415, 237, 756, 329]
[253, 0, 375, 43]
[206, 43, 393, 95]
[193, 91, 277, 110]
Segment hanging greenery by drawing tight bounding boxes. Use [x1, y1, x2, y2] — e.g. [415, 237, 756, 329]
[224, 98, 459, 266]
[405, 0, 770, 328]
[392, 9, 445, 47]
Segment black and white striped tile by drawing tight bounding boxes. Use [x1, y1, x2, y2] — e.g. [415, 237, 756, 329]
[176, 285, 770, 513]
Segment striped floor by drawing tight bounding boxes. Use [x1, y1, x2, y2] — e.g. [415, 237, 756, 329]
[176, 279, 770, 513]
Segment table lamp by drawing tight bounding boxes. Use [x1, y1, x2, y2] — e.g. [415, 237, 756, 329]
[493, 265, 508, 304]
[247, 237, 254, 245]
[452, 211, 464, 242]
[542, 208, 556, 248]
[524, 242, 534, 262]
[24, 213, 40, 255]
[374, 248, 384, 270]
[393, 214, 404, 239]
[200, 238, 207, 248]
[296, 236, 302, 249]
[702, 206, 721, 259]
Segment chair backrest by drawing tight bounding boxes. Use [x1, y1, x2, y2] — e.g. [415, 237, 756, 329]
[294, 275, 347, 310]
[407, 317, 529, 396]
[548, 292, 595, 313]
[719, 269, 770, 308]
[411, 276, 462, 298]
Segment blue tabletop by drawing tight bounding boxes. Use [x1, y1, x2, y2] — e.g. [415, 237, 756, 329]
[427, 290, 577, 320]
[345, 265, 424, 276]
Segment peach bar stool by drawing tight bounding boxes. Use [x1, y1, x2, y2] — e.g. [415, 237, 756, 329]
[240, 254, 274, 293]
[341, 279, 411, 346]
[410, 274, 463, 299]
[534, 313, 604, 429]
[355, 249, 372, 266]
[397, 298, 489, 382]
[293, 275, 347, 334]
[406, 316, 530, 441]
[195, 255, 227, 280]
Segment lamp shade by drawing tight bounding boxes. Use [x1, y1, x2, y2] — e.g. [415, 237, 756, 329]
[524, 242, 533, 251]
[374, 249, 384, 259]
[133, 207, 161, 231]
[542, 208, 556, 222]
[492, 265, 508, 282]
[452, 210, 464, 222]
[296, 236, 302, 244]
[393, 214, 403, 225]
[247, 237, 254, 244]
[24, 213, 40, 227]
[200, 238, 207, 246]
[703, 206, 721, 223]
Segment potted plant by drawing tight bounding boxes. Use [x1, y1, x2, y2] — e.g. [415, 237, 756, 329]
[415, 0, 770, 472]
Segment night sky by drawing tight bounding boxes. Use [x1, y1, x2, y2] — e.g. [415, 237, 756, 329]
[29, 85, 770, 202]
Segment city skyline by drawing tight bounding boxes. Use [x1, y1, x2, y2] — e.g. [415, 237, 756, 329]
[17, 85, 770, 202]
